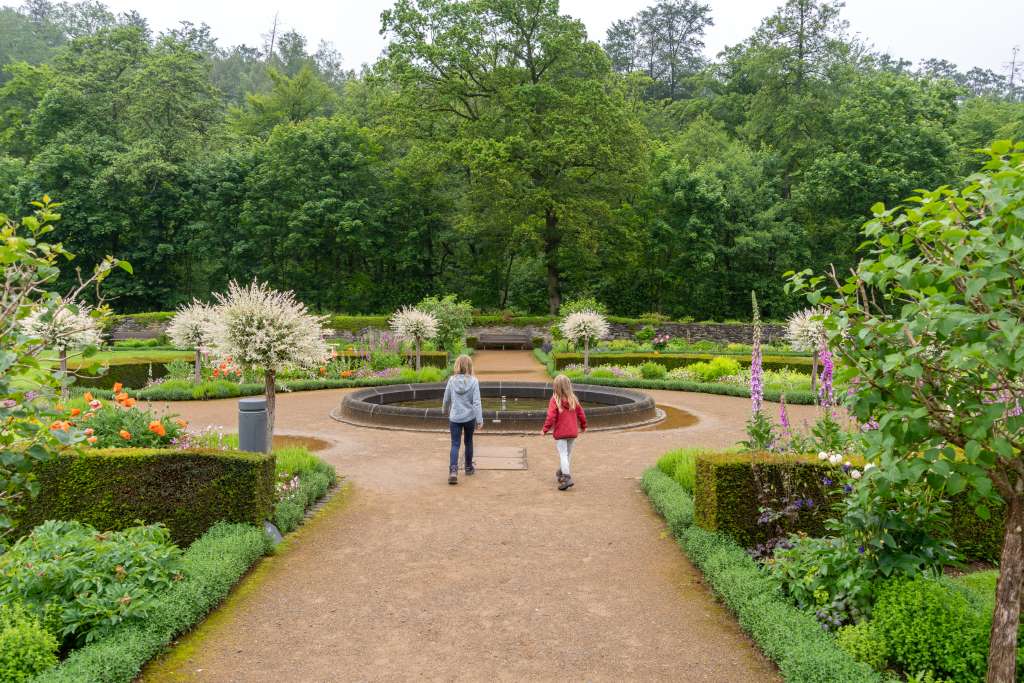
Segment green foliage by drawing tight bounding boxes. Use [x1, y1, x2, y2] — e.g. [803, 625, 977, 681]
[34, 522, 270, 683]
[0, 601, 59, 682]
[272, 446, 336, 533]
[835, 621, 887, 672]
[70, 402, 182, 448]
[639, 361, 667, 379]
[553, 352, 811, 373]
[0, 520, 183, 648]
[558, 297, 609, 317]
[656, 448, 700, 492]
[870, 579, 989, 681]
[693, 453, 838, 547]
[417, 294, 473, 356]
[16, 448, 275, 545]
[640, 469, 693, 536]
[640, 469, 881, 682]
[680, 357, 742, 382]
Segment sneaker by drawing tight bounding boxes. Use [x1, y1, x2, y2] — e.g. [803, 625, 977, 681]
[465, 465, 476, 476]
[558, 474, 574, 491]
[448, 470, 458, 485]
[556, 468, 565, 483]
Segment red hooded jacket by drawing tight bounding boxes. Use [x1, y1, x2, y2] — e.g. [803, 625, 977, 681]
[542, 396, 587, 439]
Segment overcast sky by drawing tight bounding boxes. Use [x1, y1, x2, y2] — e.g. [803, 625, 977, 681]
[96, 0, 1021, 75]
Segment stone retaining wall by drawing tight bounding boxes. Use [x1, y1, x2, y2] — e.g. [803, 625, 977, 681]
[109, 319, 784, 345]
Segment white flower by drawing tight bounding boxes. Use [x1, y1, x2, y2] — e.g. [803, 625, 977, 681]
[167, 300, 215, 349]
[389, 307, 439, 343]
[864, 463, 875, 471]
[828, 453, 843, 465]
[560, 310, 610, 344]
[817, 451, 828, 461]
[206, 280, 330, 371]
[785, 307, 827, 352]
[21, 300, 103, 351]
[850, 469, 862, 480]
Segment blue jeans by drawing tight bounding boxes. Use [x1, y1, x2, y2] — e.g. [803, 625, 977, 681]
[449, 420, 476, 472]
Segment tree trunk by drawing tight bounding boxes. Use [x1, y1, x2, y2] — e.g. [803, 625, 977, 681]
[415, 339, 421, 371]
[264, 369, 276, 451]
[193, 349, 202, 385]
[811, 350, 818, 405]
[544, 208, 561, 315]
[988, 490, 1024, 683]
[584, 337, 590, 374]
[59, 349, 68, 401]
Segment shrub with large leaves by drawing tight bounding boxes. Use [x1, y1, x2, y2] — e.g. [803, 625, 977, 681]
[0, 520, 184, 648]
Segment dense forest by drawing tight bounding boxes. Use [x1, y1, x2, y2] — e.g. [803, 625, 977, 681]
[1, 0, 1022, 318]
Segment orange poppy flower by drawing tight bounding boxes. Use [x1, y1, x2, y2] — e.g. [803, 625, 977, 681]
[212, 369, 220, 378]
[319, 367, 326, 375]
[86, 436, 98, 444]
[112, 382, 123, 393]
[148, 420, 166, 437]
[115, 392, 129, 403]
[84, 428, 94, 435]
[119, 430, 131, 440]
[49, 420, 70, 431]
[70, 408, 81, 417]
[83, 392, 94, 402]
[123, 398, 136, 408]
[174, 418, 188, 428]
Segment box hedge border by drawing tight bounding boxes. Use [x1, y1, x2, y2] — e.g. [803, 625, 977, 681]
[641, 468, 881, 683]
[17, 448, 275, 546]
[31, 522, 271, 683]
[693, 452, 845, 548]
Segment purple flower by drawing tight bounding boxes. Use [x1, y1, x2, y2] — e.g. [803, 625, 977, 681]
[24, 391, 39, 401]
[779, 395, 790, 432]
[804, 498, 814, 508]
[843, 484, 853, 494]
[857, 545, 865, 554]
[842, 463, 851, 473]
[822, 477, 833, 487]
[818, 341, 835, 407]
[750, 292, 764, 414]
[1, 399, 17, 409]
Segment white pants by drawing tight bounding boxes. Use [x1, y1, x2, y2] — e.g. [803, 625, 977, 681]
[556, 438, 576, 476]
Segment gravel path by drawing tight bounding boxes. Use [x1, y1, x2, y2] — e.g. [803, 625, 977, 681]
[142, 352, 815, 682]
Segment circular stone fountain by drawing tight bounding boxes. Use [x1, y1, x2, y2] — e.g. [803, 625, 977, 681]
[330, 381, 664, 433]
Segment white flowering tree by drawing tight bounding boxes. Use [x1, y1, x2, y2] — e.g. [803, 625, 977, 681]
[207, 281, 330, 443]
[560, 310, 609, 373]
[786, 307, 827, 400]
[389, 307, 439, 370]
[167, 300, 215, 384]
[21, 300, 103, 398]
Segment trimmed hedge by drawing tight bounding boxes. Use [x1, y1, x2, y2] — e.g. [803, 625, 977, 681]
[332, 350, 448, 368]
[32, 522, 271, 683]
[641, 469, 880, 682]
[948, 496, 1005, 563]
[17, 449, 275, 546]
[553, 352, 812, 373]
[693, 452, 841, 548]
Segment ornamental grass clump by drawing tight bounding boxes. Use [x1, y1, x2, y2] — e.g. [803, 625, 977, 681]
[559, 310, 609, 373]
[207, 280, 330, 444]
[166, 301, 214, 384]
[389, 307, 439, 370]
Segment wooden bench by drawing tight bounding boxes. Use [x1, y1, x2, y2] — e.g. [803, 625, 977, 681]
[475, 331, 533, 350]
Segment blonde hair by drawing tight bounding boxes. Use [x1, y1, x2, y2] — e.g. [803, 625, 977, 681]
[453, 354, 474, 375]
[552, 374, 578, 412]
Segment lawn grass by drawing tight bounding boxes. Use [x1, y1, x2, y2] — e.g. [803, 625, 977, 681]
[42, 349, 193, 369]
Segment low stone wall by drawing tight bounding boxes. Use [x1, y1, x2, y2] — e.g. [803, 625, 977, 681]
[108, 319, 783, 345]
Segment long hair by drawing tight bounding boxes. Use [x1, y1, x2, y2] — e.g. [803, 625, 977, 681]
[453, 354, 474, 376]
[552, 374, 578, 412]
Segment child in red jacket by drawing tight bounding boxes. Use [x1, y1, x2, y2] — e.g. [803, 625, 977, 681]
[541, 374, 587, 491]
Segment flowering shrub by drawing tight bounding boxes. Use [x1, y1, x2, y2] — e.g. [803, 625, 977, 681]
[559, 310, 609, 373]
[207, 280, 330, 439]
[651, 333, 671, 351]
[389, 307, 438, 370]
[20, 301, 103, 353]
[0, 519, 184, 648]
[167, 301, 215, 384]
